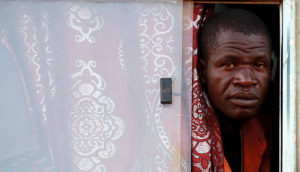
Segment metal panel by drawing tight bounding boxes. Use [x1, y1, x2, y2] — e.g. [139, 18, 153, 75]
[282, 0, 298, 171]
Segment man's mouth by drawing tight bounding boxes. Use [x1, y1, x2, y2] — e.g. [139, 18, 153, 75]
[229, 92, 258, 107]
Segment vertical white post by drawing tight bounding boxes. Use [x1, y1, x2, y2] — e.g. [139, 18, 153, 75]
[282, 0, 297, 171]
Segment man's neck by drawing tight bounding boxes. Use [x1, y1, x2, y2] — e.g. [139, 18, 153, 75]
[218, 112, 245, 172]
[219, 113, 244, 135]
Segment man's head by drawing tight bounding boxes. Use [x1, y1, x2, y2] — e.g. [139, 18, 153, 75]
[199, 9, 272, 120]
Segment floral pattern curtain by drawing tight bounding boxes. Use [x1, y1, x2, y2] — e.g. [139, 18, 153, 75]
[190, 4, 226, 172]
[0, 1, 193, 171]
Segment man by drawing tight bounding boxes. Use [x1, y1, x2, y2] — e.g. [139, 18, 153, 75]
[193, 8, 273, 172]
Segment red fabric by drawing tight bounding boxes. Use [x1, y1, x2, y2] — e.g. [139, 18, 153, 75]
[242, 118, 268, 172]
[224, 157, 232, 172]
[191, 4, 225, 172]
[224, 117, 269, 172]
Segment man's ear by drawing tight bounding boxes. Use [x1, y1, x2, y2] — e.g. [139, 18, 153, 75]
[198, 59, 207, 84]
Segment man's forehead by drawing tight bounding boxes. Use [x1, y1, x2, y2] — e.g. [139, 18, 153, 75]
[216, 30, 269, 42]
[205, 30, 271, 61]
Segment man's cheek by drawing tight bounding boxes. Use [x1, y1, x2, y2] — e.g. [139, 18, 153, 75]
[258, 75, 271, 96]
[210, 74, 232, 90]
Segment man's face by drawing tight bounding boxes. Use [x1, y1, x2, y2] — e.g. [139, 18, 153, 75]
[202, 31, 271, 120]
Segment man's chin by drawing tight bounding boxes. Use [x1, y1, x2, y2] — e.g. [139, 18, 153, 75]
[224, 109, 258, 121]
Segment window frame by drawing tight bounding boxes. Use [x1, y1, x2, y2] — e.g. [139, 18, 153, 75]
[186, 0, 300, 171]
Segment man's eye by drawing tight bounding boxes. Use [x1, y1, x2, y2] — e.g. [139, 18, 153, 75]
[254, 62, 266, 69]
[223, 62, 234, 69]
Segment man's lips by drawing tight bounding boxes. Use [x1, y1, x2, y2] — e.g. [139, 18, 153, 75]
[229, 92, 258, 107]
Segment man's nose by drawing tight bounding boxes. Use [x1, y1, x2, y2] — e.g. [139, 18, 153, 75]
[232, 68, 257, 87]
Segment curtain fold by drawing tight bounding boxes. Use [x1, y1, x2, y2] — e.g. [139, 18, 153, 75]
[191, 4, 226, 172]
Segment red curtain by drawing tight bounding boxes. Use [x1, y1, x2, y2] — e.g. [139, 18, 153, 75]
[191, 4, 225, 171]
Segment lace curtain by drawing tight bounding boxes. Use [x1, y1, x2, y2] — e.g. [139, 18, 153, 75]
[0, 1, 195, 171]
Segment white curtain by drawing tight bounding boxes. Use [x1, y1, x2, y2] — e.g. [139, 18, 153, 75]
[0, 1, 192, 171]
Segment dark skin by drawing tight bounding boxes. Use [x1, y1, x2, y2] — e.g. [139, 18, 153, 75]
[200, 31, 272, 171]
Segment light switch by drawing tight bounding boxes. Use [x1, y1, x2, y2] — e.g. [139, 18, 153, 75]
[160, 78, 172, 104]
